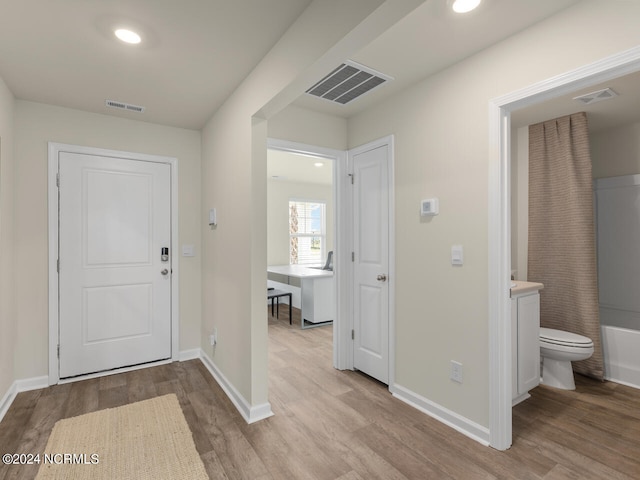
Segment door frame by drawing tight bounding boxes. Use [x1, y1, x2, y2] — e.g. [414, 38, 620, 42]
[488, 45, 640, 450]
[267, 138, 348, 367]
[47, 142, 179, 385]
[347, 135, 395, 386]
[266, 136, 395, 379]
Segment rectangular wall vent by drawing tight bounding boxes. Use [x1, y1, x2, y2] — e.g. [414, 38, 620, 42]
[573, 88, 618, 105]
[105, 100, 145, 113]
[306, 61, 392, 105]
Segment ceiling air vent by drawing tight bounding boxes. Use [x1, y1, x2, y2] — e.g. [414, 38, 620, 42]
[573, 88, 618, 105]
[306, 61, 392, 105]
[105, 99, 145, 113]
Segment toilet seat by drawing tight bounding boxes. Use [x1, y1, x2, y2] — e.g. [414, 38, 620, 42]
[540, 327, 593, 348]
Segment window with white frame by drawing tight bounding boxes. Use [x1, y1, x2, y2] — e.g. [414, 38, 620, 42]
[289, 199, 326, 265]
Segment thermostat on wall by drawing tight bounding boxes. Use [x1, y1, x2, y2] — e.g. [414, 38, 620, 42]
[421, 198, 439, 216]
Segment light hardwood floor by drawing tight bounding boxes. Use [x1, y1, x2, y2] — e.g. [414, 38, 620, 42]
[1, 306, 639, 479]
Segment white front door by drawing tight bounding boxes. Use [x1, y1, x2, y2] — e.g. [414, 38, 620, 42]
[58, 152, 172, 378]
[352, 142, 390, 384]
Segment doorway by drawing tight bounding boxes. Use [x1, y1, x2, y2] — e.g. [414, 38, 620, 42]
[267, 139, 342, 365]
[48, 143, 180, 384]
[266, 136, 394, 384]
[488, 46, 640, 450]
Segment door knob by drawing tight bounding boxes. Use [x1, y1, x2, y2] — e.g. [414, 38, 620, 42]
[161, 269, 169, 276]
[377, 274, 387, 282]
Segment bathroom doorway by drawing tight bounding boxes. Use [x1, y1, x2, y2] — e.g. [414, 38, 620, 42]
[510, 70, 640, 390]
[488, 45, 640, 450]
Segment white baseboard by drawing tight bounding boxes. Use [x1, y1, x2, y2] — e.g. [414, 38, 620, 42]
[604, 372, 640, 390]
[179, 348, 201, 361]
[1, 353, 274, 427]
[198, 349, 273, 424]
[390, 382, 490, 447]
[0, 375, 49, 424]
[0, 383, 17, 423]
[15, 375, 49, 392]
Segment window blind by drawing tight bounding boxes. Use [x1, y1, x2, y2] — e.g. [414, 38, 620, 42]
[289, 200, 325, 265]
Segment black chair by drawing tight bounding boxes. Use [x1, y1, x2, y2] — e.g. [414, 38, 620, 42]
[267, 289, 292, 324]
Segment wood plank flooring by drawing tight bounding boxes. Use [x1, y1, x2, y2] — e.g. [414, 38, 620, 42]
[1, 306, 639, 479]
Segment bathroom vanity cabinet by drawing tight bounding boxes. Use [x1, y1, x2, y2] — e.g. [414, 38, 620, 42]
[511, 281, 544, 405]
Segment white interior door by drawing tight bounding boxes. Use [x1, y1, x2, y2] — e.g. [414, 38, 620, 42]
[352, 143, 389, 384]
[58, 152, 172, 378]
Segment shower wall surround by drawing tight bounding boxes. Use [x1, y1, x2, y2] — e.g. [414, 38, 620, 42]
[595, 174, 640, 388]
[595, 174, 640, 332]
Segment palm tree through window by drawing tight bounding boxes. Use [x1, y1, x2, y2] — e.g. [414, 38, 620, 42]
[289, 200, 326, 265]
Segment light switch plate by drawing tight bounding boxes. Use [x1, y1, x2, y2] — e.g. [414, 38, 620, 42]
[451, 245, 463, 265]
[182, 244, 195, 257]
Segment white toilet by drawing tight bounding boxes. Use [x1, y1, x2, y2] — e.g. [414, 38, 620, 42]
[539, 327, 594, 390]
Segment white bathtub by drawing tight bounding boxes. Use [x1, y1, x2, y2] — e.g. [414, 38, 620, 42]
[601, 325, 640, 389]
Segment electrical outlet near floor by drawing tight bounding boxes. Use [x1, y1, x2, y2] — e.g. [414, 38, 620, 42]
[209, 328, 218, 346]
[450, 360, 463, 383]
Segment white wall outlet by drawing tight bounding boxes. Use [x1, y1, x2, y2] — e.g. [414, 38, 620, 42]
[451, 360, 463, 383]
[209, 328, 217, 346]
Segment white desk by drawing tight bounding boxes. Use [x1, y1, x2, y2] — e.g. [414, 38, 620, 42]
[267, 265, 334, 328]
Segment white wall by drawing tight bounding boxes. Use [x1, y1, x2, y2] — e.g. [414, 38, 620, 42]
[267, 104, 343, 267]
[199, 0, 414, 412]
[0, 76, 15, 398]
[267, 179, 334, 266]
[13, 100, 202, 379]
[591, 122, 640, 179]
[512, 126, 529, 281]
[347, 0, 640, 428]
[268, 104, 348, 151]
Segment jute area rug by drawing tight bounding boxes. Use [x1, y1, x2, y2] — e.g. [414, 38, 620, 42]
[35, 394, 209, 480]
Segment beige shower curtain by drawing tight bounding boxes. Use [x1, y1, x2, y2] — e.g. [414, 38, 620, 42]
[528, 112, 603, 381]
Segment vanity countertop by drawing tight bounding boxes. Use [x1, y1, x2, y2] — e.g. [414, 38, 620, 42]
[510, 280, 544, 297]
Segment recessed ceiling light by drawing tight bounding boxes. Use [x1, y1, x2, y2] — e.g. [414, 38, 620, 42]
[115, 28, 141, 44]
[452, 0, 481, 13]
[314, 162, 324, 167]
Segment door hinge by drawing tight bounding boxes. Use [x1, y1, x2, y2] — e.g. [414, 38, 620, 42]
[57, 345, 60, 358]
[56, 173, 60, 188]
[349, 173, 354, 185]
[57, 258, 60, 273]
[351, 329, 355, 340]
[351, 252, 355, 262]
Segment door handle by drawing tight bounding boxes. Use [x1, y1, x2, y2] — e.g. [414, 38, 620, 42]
[377, 274, 387, 282]
[161, 269, 169, 276]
